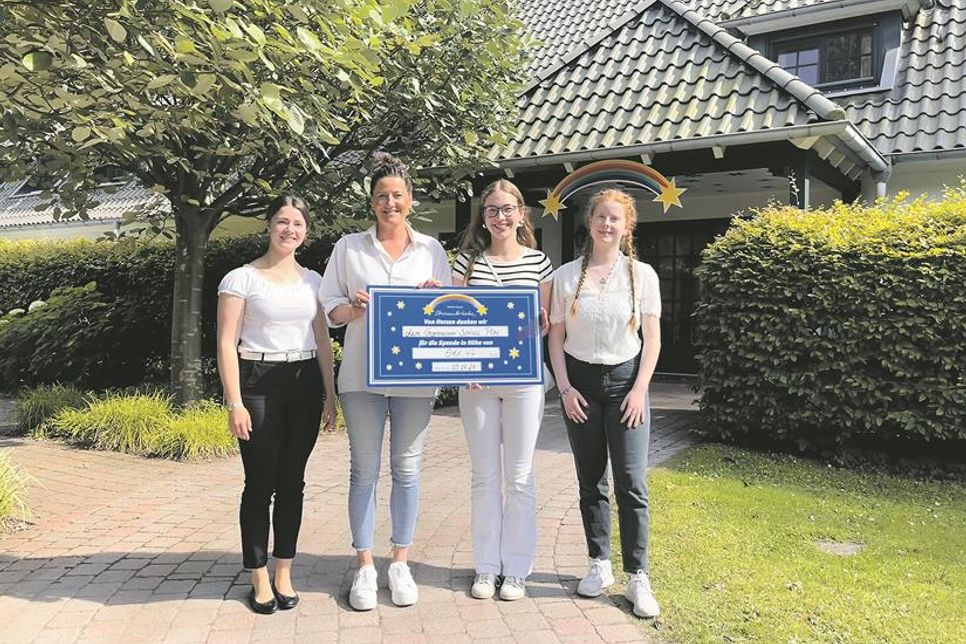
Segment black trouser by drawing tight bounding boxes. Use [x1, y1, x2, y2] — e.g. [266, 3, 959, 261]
[238, 358, 323, 570]
[563, 353, 651, 573]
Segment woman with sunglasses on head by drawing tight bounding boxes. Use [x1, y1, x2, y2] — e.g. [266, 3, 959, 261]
[453, 179, 553, 601]
[319, 152, 451, 611]
[217, 195, 338, 615]
[547, 188, 662, 618]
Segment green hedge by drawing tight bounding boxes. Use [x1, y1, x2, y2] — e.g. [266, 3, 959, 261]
[693, 187, 966, 456]
[0, 232, 339, 391]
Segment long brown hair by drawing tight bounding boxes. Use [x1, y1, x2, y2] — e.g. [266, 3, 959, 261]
[570, 188, 640, 330]
[458, 179, 538, 282]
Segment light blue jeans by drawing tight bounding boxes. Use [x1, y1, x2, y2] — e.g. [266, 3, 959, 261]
[340, 391, 435, 552]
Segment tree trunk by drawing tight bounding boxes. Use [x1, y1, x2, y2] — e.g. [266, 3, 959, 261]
[170, 209, 215, 406]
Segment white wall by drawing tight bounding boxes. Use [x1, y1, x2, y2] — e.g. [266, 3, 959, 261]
[0, 220, 119, 241]
[862, 155, 966, 201]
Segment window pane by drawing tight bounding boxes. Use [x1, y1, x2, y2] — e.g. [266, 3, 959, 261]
[777, 52, 797, 67]
[799, 48, 819, 65]
[860, 55, 872, 78]
[861, 34, 872, 54]
[799, 64, 819, 85]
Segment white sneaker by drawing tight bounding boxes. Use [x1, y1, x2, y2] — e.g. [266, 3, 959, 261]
[387, 561, 418, 606]
[349, 565, 378, 611]
[577, 558, 614, 597]
[499, 576, 526, 601]
[625, 570, 660, 618]
[471, 572, 497, 599]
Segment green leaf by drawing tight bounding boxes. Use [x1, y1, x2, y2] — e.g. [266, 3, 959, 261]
[104, 18, 127, 43]
[70, 126, 91, 142]
[22, 51, 53, 72]
[285, 107, 306, 135]
[234, 103, 258, 126]
[208, 0, 233, 11]
[146, 74, 177, 89]
[174, 35, 196, 53]
[191, 74, 216, 96]
[296, 26, 323, 52]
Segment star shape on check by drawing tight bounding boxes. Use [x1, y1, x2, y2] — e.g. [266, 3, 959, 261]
[517, 312, 525, 319]
[509, 347, 520, 359]
[507, 302, 515, 310]
[386, 364, 393, 371]
[415, 362, 423, 370]
[391, 346, 401, 355]
[396, 300, 406, 309]
[423, 304, 434, 315]
[477, 305, 487, 315]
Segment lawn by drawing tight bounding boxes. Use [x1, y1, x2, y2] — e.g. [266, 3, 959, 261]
[614, 444, 966, 643]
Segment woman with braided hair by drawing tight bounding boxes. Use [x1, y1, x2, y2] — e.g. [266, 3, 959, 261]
[452, 179, 553, 601]
[547, 188, 662, 618]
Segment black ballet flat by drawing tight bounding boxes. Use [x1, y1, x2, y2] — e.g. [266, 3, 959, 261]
[248, 588, 278, 614]
[272, 582, 300, 610]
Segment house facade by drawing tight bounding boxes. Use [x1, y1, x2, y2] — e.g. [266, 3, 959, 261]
[459, 0, 966, 373]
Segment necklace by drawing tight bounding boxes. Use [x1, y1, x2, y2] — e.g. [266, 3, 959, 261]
[591, 254, 620, 285]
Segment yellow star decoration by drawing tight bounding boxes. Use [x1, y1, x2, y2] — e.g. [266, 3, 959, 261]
[507, 302, 515, 310]
[653, 179, 686, 212]
[509, 347, 520, 359]
[396, 300, 406, 309]
[517, 312, 525, 319]
[423, 304, 434, 315]
[391, 346, 401, 355]
[539, 190, 567, 220]
[476, 305, 488, 315]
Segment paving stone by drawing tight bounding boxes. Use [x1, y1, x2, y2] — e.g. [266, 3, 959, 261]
[0, 391, 695, 643]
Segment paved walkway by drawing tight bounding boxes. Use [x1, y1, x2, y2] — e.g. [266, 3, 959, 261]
[0, 385, 698, 644]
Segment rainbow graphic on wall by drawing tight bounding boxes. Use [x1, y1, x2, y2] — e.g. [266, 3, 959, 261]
[423, 293, 487, 316]
[539, 160, 686, 219]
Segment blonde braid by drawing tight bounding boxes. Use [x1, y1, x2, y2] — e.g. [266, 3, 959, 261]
[622, 232, 639, 331]
[570, 243, 593, 318]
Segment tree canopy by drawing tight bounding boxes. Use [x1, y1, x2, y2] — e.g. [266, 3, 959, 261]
[0, 0, 530, 402]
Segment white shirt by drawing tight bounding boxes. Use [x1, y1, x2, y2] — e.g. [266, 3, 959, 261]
[550, 255, 661, 365]
[319, 224, 452, 397]
[217, 264, 322, 354]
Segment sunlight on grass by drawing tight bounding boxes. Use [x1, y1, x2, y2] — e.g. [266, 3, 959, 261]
[620, 444, 966, 643]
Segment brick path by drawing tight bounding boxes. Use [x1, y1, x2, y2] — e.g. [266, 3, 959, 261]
[0, 387, 698, 644]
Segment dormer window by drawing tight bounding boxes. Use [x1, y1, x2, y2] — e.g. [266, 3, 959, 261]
[774, 25, 876, 89]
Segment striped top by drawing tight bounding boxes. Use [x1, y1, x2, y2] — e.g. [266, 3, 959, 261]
[453, 248, 553, 287]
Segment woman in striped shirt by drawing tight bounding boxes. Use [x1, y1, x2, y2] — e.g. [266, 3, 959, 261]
[452, 179, 552, 601]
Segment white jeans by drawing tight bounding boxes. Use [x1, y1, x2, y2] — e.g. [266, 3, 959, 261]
[459, 385, 544, 578]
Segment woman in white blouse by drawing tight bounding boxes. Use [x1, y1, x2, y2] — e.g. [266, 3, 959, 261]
[217, 195, 338, 615]
[452, 179, 553, 602]
[319, 152, 451, 612]
[548, 188, 662, 619]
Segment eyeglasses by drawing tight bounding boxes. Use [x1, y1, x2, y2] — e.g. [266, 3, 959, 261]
[482, 204, 519, 219]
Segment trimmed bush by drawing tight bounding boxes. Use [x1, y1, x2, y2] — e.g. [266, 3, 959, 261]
[0, 452, 28, 524]
[41, 392, 237, 460]
[0, 231, 340, 391]
[693, 187, 966, 456]
[15, 383, 87, 434]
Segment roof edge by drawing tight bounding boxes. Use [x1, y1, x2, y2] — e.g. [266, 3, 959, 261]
[494, 120, 889, 171]
[720, 0, 929, 34]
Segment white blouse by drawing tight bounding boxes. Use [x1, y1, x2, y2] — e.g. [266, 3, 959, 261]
[217, 264, 322, 354]
[318, 224, 452, 397]
[550, 255, 661, 365]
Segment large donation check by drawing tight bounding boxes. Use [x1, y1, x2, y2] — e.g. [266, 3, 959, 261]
[366, 285, 545, 387]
